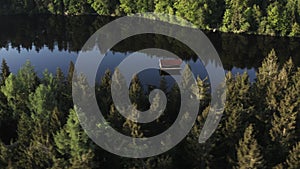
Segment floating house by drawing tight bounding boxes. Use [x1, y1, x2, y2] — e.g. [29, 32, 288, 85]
[159, 59, 182, 70]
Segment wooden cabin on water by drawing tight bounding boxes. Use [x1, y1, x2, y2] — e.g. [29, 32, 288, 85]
[159, 59, 182, 70]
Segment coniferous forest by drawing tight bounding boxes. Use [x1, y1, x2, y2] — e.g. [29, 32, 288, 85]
[0, 49, 299, 168]
[1, 0, 300, 36]
[0, 0, 300, 168]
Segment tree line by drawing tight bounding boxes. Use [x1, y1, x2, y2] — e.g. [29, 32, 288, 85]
[1, 15, 300, 70]
[0, 49, 299, 168]
[1, 0, 300, 36]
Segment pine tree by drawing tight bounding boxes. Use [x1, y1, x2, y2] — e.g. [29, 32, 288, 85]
[222, 0, 251, 33]
[266, 2, 290, 36]
[107, 103, 124, 129]
[111, 68, 130, 115]
[236, 124, 265, 169]
[15, 83, 58, 168]
[181, 106, 216, 168]
[122, 105, 143, 138]
[21, 133, 56, 168]
[290, 22, 300, 36]
[213, 72, 253, 168]
[121, 106, 145, 169]
[0, 59, 10, 86]
[55, 67, 70, 113]
[174, 0, 208, 28]
[16, 60, 39, 96]
[67, 61, 74, 85]
[1, 61, 39, 116]
[88, 0, 118, 15]
[267, 58, 299, 165]
[286, 142, 300, 169]
[29, 84, 57, 124]
[154, 0, 174, 14]
[15, 112, 34, 168]
[0, 61, 15, 139]
[255, 49, 279, 124]
[180, 64, 194, 90]
[0, 140, 15, 169]
[129, 74, 148, 111]
[97, 69, 112, 115]
[287, 0, 298, 22]
[119, 0, 136, 14]
[250, 4, 262, 31]
[54, 108, 94, 168]
[269, 85, 298, 147]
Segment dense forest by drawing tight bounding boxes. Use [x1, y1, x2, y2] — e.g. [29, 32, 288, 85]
[0, 49, 299, 168]
[1, 0, 300, 36]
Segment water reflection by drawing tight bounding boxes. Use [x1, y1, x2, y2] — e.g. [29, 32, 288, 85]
[0, 15, 299, 80]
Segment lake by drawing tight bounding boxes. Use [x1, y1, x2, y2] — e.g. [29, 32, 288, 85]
[1, 15, 300, 85]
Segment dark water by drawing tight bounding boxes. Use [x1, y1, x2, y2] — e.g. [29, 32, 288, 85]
[0, 15, 300, 84]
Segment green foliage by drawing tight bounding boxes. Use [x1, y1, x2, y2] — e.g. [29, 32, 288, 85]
[97, 69, 112, 114]
[48, 0, 64, 14]
[119, 0, 136, 14]
[290, 22, 300, 36]
[154, 0, 174, 14]
[174, 0, 206, 28]
[1, 61, 38, 117]
[0, 51, 299, 168]
[1, 0, 300, 36]
[221, 0, 251, 33]
[0, 59, 10, 86]
[0, 59, 14, 129]
[122, 105, 143, 138]
[286, 142, 300, 169]
[236, 124, 265, 169]
[266, 2, 290, 36]
[129, 74, 148, 110]
[54, 108, 94, 168]
[89, 0, 118, 15]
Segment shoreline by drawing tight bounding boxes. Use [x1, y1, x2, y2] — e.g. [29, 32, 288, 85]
[1, 13, 300, 39]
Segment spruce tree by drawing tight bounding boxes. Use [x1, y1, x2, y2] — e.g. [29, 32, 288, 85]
[122, 105, 143, 138]
[154, 0, 174, 14]
[0, 60, 15, 142]
[15, 112, 34, 168]
[88, 0, 117, 15]
[1, 61, 39, 117]
[29, 84, 57, 125]
[129, 74, 148, 111]
[222, 0, 251, 33]
[98, 69, 112, 115]
[286, 142, 300, 169]
[55, 67, 70, 113]
[67, 61, 74, 85]
[0, 140, 14, 169]
[236, 124, 265, 169]
[254, 49, 279, 124]
[120, 0, 136, 14]
[267, 58, 298, 165]
[266, 2, 290, 36]
[174, 0, 209, 28]
[182, 106, 216, 169]
[215, 72, 253, 168]
[0, 59, 10, 86]
[54, 108, 94, 168]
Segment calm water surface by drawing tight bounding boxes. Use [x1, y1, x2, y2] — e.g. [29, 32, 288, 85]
[0, 15, 300, 84]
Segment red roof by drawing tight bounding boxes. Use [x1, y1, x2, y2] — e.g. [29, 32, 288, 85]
[160, 59, 182, 66]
